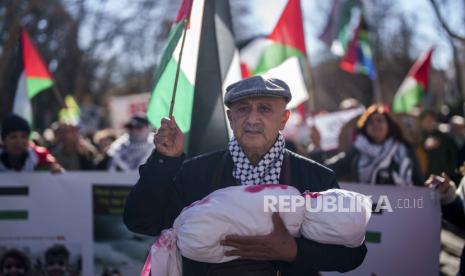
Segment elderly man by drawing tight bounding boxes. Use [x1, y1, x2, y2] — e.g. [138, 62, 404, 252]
[124, 76, 367, 275]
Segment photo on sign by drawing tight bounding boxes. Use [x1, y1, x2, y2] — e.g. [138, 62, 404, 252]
[0, 242, 81, 276]
[93, 184, 153, 276]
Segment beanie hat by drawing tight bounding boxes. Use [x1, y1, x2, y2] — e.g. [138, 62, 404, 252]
[1, 114, 31, 140]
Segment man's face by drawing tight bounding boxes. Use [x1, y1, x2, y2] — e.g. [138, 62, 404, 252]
[55, 124, 78, 145]
[3, 131, 29, 157]
[45, 255, 68, 276]
[420, 114, 436, 134]
[2, 256, 26, 276]
[127, 125, 150, 142]
[227, 96, 290, 154]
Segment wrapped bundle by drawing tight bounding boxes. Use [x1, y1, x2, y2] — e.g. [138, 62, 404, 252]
[142, 185, 371, 276]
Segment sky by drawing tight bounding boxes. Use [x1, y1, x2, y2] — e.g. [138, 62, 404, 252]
[69, 0, 464, 74]
[233, 0, 464, 70]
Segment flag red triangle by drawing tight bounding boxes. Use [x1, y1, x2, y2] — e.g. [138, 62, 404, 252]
[268, 0, 307, 55]
[175, 0, 192, 24]
[408, 47, 433, 89]
[21, 29, 52, 80]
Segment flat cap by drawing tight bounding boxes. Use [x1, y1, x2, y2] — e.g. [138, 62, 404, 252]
[224, 76, 292, 107]
[124, 115, 149, 128]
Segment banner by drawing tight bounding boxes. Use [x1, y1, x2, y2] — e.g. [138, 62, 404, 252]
[0, 173, 441, 275]
[310, 107, 365, 151]
[332, 183, 441, 276]
[108, 93, 150, 130]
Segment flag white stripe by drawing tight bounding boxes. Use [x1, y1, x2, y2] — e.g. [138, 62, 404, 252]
[12, 72, 32, 123]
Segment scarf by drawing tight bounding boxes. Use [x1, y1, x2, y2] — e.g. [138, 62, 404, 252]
[0, 147, 38, 172]
[229, 134, 285, 185]
[354, 135, 413, 186]
[107, 133, 154, 171]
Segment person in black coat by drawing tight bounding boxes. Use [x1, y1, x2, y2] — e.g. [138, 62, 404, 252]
[425, 171, 465, 275]
[124, 76, 367, 275]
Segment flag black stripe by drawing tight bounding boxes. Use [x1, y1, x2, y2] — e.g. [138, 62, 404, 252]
[0, 187, 29, 196]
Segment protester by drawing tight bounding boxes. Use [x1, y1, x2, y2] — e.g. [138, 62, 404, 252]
[418, 110, 459, 182]
[44, 244, 78, 276]
[92, 128, 117, 169]
[424, 167, 465, 276]
[448, 115, 465, 167]
[319, 104, 424, 186]
[0, 114, 63, 173]
[0, 248, 32, 276]
[124, 76, 367, 275]
[101, 115, 154, 171]
[51, 122, 96, 170]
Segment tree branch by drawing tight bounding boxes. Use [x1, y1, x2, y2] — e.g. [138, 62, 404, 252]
[429, 0, 465, 43]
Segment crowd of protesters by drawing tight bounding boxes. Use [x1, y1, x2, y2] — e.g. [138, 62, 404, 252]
[0, 114, 154, 173]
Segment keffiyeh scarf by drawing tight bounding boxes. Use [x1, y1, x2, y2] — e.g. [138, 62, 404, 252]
[107, 133, 154, 171]
[354, 135, 413, 186]
[229, 134, 285, 185]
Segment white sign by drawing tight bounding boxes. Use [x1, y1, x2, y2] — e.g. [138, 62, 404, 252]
[310, 107, 365, 151]
[0, 174, 441, 275]
[324, 183, 442, 276]
[108, 93, 150, 129]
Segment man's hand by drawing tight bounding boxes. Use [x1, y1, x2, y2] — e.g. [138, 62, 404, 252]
[50, 163, 65, 174]
[425, 173, 454, 194]
[221, 213, 297, 262]
[425, 173, 457, 204]
[154, 117, 184, 157]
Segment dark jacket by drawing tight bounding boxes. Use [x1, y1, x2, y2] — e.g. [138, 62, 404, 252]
[423, 130, 459, 182]
[124, 149, 367, 276]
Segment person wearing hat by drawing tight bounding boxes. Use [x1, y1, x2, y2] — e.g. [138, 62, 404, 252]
[0, 114, 63, 173]
[103, 115, 154, 171]
[124, 76, 367, 275]
[51, 122, 97, 170]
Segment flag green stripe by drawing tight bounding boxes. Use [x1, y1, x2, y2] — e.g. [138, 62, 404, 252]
[392, 83, 424, 113]
[365, 231, 382, 244]
[26, 78, 53, 98]
[253, 43, 304, 74]
[147, 57, 194, 133]
[0, 210, 28, 220]
[151, 20, 187, 90]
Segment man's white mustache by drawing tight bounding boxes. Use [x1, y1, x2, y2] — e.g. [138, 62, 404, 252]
[244, 125, 264, 133]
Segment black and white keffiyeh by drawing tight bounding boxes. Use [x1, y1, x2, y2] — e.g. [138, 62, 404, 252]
[229, 134, 285, 185]
[354, 135, 413, 186]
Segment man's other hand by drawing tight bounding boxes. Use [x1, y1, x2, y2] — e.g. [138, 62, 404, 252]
[221, 212, 297, 262]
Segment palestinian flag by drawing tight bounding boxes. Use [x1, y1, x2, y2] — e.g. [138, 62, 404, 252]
[239, 0, 309, 108]
[340, 15, 376, 79]
[188, 0, 241, 156]
[392, 47, 434, 113]
[12, 29, 53, 123]
[147, 0, 240, 155]
[319, 0, 360, 54]
[147, 0, 205, 134]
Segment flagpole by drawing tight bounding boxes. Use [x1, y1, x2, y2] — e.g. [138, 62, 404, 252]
[52, 85, 67, 109]
[169, 3, 193, 118]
